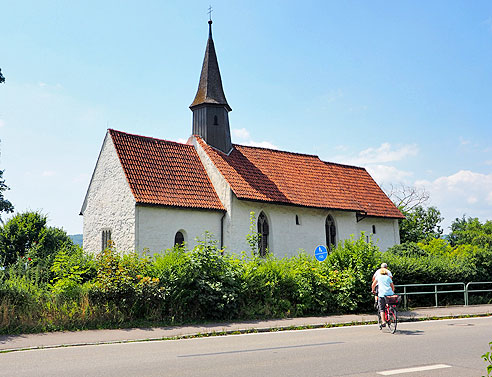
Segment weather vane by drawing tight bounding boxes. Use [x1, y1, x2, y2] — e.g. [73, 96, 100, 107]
[208, 5, 213, 21]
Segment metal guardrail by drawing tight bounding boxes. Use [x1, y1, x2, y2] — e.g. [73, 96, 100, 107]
[395, 282, 466, 309]
[394, 282, 492, 308]
[465, 282, 492, 306]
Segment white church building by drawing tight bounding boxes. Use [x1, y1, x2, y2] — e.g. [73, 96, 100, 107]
[81, 20, 404, 257]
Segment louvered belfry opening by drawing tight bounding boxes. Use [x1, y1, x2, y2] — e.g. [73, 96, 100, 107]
[257, 212, 269, 257]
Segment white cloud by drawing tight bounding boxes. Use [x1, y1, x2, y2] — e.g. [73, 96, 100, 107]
[0, 119, 4, 128]
[335, 142, 419, 166]
[366, 165, 413, 185]
[231, 128, 278, 149]
[416, 170, 492, 230]
[357, 143, 418, 164]
[232, 128, 250, 141]
[42, 170, 56, 177]
[247, 140, 278, 149]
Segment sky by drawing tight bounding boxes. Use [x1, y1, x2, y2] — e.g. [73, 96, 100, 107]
[1, 1, 491, 235]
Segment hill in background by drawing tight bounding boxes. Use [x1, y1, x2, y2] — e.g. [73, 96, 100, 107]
[69, 234, 83, 246]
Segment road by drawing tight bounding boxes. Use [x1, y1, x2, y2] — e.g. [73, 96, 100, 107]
[1, 317, 490, 377]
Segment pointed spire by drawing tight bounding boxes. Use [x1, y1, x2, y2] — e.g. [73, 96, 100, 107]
[190, 20, 231, 111]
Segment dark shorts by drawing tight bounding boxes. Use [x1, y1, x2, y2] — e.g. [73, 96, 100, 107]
[377, 296, 387, 312]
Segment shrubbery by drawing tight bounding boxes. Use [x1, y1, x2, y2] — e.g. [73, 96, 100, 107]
[1, 212, 491, 335]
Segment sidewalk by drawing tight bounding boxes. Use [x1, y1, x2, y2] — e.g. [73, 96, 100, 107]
[1, 304, 491, 352]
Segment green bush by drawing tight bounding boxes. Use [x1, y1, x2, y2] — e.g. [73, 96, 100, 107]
[153, 233, 242, 321]
[325, 234, 381, 312]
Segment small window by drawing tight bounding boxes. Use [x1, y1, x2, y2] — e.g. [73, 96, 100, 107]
[295, 215, 300, 225]
[174, 231, 185, 246]
[257, 212, 269, 257]
[372, 225, 376, 234]
[325, 215, 336, 251]
[101, 229, 112, 251]
[213, 115, 219, 125]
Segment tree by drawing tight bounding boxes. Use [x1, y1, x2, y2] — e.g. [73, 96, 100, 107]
[0, 68, 4, 84]
[0, 170, 14, 224]
[448, 216, 492, 247]
[385, 183, 442, 243]
[385, 183, 430, 212]
[0, 211, 73, 267]
[398, 206, 443, 243]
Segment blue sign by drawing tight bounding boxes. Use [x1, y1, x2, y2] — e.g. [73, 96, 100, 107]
[315, 245, 328, 262]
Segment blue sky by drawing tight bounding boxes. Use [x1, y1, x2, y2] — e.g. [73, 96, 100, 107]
[1, 1, 491, 235]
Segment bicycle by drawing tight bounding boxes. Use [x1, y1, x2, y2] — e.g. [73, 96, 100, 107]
[377, 294, 399, 334]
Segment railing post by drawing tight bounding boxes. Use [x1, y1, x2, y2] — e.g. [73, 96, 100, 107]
[465, 282, 469, 306]
[435, 284, 438, 307]
[404, 286, 407, 309]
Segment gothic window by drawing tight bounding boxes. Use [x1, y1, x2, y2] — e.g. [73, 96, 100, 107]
[174, 231, 185, 246]
[213, 115, 219, 125]
[325, 215, 336, 251]
[257, 212, 269, 257]
[101, 229, 112, 251]
[372, 225, 376, 234]
[295, 215, 300, 225]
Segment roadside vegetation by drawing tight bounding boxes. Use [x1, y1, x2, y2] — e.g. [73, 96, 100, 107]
[0, 209, 491, 335]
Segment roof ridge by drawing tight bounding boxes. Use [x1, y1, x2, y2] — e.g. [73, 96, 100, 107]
[109, 129, 191, 147]
[233, 143, 320, 159]
[322, 160, 366, 170]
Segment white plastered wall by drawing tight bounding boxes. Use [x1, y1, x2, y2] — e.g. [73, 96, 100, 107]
[135, 206, 223, 253]
[81, 133, 136, 253]
[356, 217, 401, 252]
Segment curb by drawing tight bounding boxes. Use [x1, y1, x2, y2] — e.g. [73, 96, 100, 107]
[2, 312, 491, 354]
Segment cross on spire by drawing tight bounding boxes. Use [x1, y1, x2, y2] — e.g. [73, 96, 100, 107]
[208, 5, 213, 21]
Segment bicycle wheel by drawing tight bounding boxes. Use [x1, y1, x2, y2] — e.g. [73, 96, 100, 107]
[387, 307, 398, 334]
[377, 310, 382, 330]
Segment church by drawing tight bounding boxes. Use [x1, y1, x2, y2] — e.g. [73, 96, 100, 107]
[80, 20, 404, 257]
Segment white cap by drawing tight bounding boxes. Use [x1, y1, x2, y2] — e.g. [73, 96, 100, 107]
[381, 263, 387, 268]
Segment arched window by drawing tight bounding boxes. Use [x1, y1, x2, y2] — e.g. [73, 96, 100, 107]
[325, 215, 336, 251]
[101, 229, 112, 251]
[174, 231, 185, 247]
[257, 212, 269, 257]
[213, 115, 219, 125]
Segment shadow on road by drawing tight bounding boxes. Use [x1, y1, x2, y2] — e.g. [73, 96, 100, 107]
[395, 329, 424, 336]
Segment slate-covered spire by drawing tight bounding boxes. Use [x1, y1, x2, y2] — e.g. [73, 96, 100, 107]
[190, 20, 231, 111]
[190, 20, 232, 154]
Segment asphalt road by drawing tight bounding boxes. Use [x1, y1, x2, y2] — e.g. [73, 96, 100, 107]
[1, 317, 490, 377]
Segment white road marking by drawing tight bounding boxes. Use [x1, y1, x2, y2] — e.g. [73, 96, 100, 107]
[377, 364, 452, 375]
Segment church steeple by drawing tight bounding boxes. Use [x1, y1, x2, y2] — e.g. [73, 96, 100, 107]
[190, 20, 232, 154]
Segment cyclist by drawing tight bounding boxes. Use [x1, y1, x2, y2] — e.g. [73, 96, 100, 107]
[372, 263, 392, 307]
[371, 267, 395, 327]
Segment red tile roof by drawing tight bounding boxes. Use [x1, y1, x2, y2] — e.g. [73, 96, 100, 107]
[197, 137, 404, 219]
[109, 129, 225, 211]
